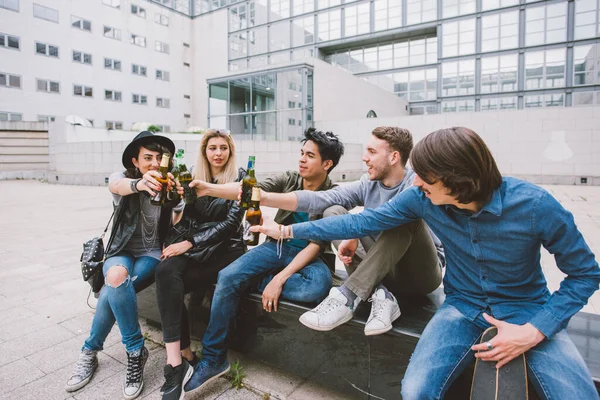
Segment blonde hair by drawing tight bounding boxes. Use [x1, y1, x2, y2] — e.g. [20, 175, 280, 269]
[193, 129, 238, 184]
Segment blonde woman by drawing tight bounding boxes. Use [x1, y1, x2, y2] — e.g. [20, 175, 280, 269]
[154, 129, 245, 400]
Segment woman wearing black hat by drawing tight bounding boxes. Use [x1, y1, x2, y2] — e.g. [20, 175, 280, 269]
[66, 131, 184, 399]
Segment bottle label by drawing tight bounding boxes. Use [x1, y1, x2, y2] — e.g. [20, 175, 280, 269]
[243, 220, 256, 243]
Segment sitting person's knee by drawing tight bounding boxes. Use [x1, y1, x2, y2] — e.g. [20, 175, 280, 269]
[401, 374, 435, 400]
[105, 265, 129, 287]
[323, 205, 347, 218]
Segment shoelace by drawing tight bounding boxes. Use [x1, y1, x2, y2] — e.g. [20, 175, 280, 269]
[73, 351, 96, 378]
[125, 351, 144, 386]
[368, 297, 386, 320]
[312, 297, 343, 314]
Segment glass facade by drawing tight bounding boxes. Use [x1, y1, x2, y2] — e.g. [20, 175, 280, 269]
[150, 0, 600, 115]
[208, 66, 312, 140]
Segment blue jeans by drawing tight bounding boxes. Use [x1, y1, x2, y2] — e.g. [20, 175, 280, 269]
[401, 303, 599, 400]
[83, 251, 159, 353]
[201, 241, 332, 364]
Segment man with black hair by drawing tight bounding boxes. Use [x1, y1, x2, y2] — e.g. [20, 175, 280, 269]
[184, 128, 345, 394]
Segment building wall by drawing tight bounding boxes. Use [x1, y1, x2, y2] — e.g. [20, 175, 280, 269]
[0, 0, 193, 130]
[46, 117, 365, 185]
[0, 121, 48, 179]
[317, 106, 600, 185]
[312, 58, 408, 120]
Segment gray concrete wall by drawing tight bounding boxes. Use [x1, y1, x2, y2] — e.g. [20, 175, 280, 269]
[46, 117, 365, 186]
[0, 121, 49, 180]
[317, 106, 600, 185]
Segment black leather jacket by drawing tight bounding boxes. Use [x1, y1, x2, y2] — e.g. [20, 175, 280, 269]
[106, 193, 178, 258]
[165, 172, 246, 264]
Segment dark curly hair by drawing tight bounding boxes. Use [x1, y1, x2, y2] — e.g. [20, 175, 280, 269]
[124, 142, 171, 179]
[301, 127, 345, 174]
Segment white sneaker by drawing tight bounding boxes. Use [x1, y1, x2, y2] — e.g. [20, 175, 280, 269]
[364, 289, 401, 336]
[299, 287, 360, 331]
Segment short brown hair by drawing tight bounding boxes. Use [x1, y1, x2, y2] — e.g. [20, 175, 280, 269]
[411, 127, 502, 204]
[371, 126, 413, 166]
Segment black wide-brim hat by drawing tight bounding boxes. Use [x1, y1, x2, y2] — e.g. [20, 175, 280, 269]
[122, 131, 176, 169]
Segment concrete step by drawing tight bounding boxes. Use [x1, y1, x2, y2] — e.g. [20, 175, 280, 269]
[0, 138, 49, 147]
[0, 131, 49, 139]
[0, 146, 49, 155]
[0, 162, 49, 171]
[0, 154, 50, 163]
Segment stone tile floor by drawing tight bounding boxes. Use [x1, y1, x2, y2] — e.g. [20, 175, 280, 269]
[0, 180, 598, 399]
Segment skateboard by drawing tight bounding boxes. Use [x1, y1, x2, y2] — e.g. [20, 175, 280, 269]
[470, 326, 528, 400]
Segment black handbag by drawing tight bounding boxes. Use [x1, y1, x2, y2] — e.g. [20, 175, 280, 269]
[81, 200, 126, 295]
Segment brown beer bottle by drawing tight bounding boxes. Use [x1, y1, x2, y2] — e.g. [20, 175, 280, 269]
[241, 156, 256, 209]
[244, 187, 262, 246]
[150, 153, 171, 206]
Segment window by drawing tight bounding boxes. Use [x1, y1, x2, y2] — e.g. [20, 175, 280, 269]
[184, 113, 191, 118]
[0, 0, 19, 12]
[481, 10, 519, 52]
[33, 3, 58, 22]
[443, 0, 476, 18]
[36, 78, 60, 93]
[133, 94, 147, 105]
[392, 68, 437, 101]
[0, 72, 21, 88]
[0, 33, 20, 50]
[480, 96, 518, 111]
[104, 89, 122, 101]
[155, 13, 169, 26]
[393, 37, 438, 68]
[131, 4, 146, 18]
[104, 58, 121, 71]
[288, 118, 296, 125]
[156, 97, 171, 108]
[0, 111, 22, 121]
[575, 0, 599, 40]
[442, 59, 475, 96]
[525, 2, 567, 47]
[183, 42, 190, 48]
[71, 16, 91, 32]
[155, 41, 169, 54]
[270, 0, 290, 20]
[184, 94, 191, 99]
[292, 17, 314, 46]
[482, 0, 518, 11]
[525, 93, 565, 108]
[288, 101, 296, 108]
[374, 0, 402, 31]
[106, 121, 123, 130]
[102, 0, 120, 8]
[443, 18, 476, 57]
[73, 84, 93, 97]
[183, 62, 191, 67]
[407, 0, 437, 25]
[293, 0, 313, 16]
[574, 44, 599, 86]
[344, 3, 370, 37]
[38, 115, 56, 122]
[35, 42, 59, 58]
[103, 26, 121, 40]
[525, 49, 566, 89]
[441, 99, 475, 112]
[132, 64, 147, 76]
[573, 90, 600, 106]
[131, 34, 146, 47]
[317, 9, 341, 42]
[72, 50, 92, 65]
[480, 54, 518, 93]
[156, 69, 170, 81]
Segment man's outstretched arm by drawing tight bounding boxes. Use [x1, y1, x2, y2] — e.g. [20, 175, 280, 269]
[189, 180, 240, 200]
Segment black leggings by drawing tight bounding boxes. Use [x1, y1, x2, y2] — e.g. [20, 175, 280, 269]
[155, 249, 244, 349]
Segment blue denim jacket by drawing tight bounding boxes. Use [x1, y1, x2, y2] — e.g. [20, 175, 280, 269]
[292, 177, 600, 338]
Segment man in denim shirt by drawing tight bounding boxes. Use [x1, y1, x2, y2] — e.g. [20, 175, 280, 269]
[254, 127, 600, 399]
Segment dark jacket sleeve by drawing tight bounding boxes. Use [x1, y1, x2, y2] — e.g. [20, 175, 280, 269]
[188, 199, 244, 248]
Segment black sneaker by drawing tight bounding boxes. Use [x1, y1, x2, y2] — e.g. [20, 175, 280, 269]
[65, 348, 98, 392]
[123, 346, 148, 399]
[161, 359, 193, 400]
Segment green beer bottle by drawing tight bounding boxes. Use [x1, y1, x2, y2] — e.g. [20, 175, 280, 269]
[241, 156, 256, 210]
[150, 153, 171, 206]
[176, 150, 196, 205]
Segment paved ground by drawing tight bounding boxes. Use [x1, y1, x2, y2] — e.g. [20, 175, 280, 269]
[0, 180, 599, 400]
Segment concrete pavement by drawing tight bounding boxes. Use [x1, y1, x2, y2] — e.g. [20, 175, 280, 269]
[0, 180, 598, 400]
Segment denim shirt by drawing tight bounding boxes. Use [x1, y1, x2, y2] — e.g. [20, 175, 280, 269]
[292, 177, 600, 338]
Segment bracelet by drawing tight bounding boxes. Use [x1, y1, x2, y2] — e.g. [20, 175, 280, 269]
[130, 178, 142, 193]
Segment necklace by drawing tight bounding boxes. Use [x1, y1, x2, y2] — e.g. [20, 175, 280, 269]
[140, 197, 159, 253]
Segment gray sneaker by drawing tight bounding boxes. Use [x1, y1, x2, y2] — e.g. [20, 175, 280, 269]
[123, 346, 149, 399]
[65, 348, 98, 392]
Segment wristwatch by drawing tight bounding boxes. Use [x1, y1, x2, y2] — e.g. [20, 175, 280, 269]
[130, 178, 142, 193]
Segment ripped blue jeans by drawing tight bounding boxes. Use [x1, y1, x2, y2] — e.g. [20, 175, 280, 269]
[83, 251, 159, 353]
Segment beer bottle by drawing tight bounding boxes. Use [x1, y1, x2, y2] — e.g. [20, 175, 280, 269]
[241, 156, 256, 209]
[176, 150, 196, 205]
[167, 149, 183, 202]
[243, 187, 262, 246]
[150, 153, 171, 206]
